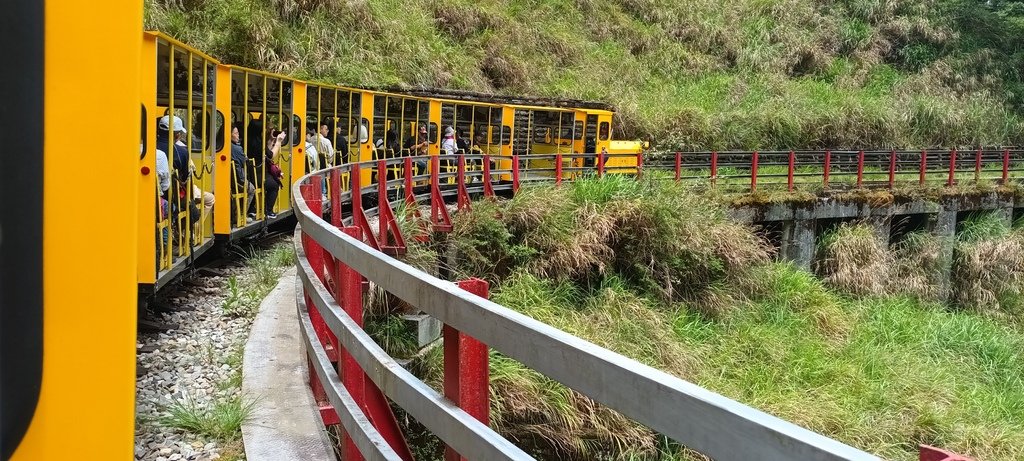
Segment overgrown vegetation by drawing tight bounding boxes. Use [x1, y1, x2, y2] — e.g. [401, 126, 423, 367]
[414, 178, 1024, 461]
[160, 393, 257, 442]
[148, 0, 1024, 149]
[221, 242, 295, 317]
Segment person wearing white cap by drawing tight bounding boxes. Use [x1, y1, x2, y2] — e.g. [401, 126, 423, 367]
[441, 125, 457, 156]
[157, 115, 190, 181]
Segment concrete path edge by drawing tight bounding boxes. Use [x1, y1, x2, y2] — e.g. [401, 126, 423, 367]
[241, 268, 335, 461]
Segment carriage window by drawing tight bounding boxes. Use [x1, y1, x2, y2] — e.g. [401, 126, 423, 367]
[502, 125, 511, 145]
[599, 122, 610, 141]
[429, 123, 439, 144]
[215, 111, 226, 152]
[140, 105, 148, 160]
[574, 121, 584, 140]
[291, 114, 302, 146]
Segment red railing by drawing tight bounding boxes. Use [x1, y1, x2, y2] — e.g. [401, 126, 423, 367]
[291, 149, 1010, 461]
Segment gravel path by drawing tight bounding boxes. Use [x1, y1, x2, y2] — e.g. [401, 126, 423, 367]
[134, 254, 267, 461]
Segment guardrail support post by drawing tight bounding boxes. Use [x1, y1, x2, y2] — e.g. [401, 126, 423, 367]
[710, 151, 718, 188]
[750, 150, 758, 192]
[787, 150, 795, 192]
[674, 151, 681, 181]
[823, 149, 831, 189]
[350, 164, 380, 250]
[330, 169, 342, 227]
[920, 150, 927, 186]
[378, 160, 407, 256]
[597, 150, 605, 177]
[444, 278, 491, 461]
[430, 156, 453, 232]
[947, 148, 957, 187]
[457, 154, 470, 211]
[636, 151, 643, 178]
[512, 154, 520, 193]
[974, 147, 982, 183]
[1002, 148, 1010, 185]
[337, 226, 366, 461]
[888, 149, 896, 189]
[856, 149, 865, 188]
[555, 153, 563, 185]
[300, 180, 342, 427]
[482, 155, 495, 197]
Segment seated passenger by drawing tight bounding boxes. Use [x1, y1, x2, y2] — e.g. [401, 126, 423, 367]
[248, 130, 287, 219]
[230, 125, 255, 224]
[441, 126, 457, 155]
[158, 115, 200, 226]
[456, 128, 470, 154]
[305, 127, 320, 172]
[317, 123, 334, 168]
[155, 147, 170, 197]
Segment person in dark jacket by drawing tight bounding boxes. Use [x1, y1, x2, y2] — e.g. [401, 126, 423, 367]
[229, 125, 255, 224]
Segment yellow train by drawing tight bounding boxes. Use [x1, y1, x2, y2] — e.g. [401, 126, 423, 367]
[3, 3, 641, 457]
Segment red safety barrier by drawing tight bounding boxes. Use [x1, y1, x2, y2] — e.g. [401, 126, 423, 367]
[787, 150, 795, 192]
[337, 226, 363, 460]
[349, 164, 381, 251]
[1003, 148, 1010, 184]
[919, 445, 974, 461]
[750, 151, 758, 192]
[856, 150, 865, 188]
[430, 156, 453, 232]
[376, 160, 407, 256]
[710, 151, 718, 188]
[481, 155, 495, 197]
[300, 181, 342, 427]
[597, 150, 605, 177]
[948, 149, 958, 186]
[823, 150, 831, 189]
[888, 149, 896, 189]
[555, 153, 563, 185]
[920, 150, 927, 186]
[444, 278, 491, 461]
[636, 151, 643, 178]
[456, 155, 471, 211]
[674, 151, 681, 181]
[512, 155, 520, 193]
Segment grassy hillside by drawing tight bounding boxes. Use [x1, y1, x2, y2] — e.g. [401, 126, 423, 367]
[375, 177, 1024, 461]
[148, 0, 1024, 150]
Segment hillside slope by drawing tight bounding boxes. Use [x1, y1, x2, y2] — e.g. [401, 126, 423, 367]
[147, 0, 1024, 149]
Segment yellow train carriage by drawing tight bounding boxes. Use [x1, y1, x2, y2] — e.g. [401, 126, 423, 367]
[215, 65, 304, 240]
[139, 32, 220, 292]
[6, 0, 141, 459]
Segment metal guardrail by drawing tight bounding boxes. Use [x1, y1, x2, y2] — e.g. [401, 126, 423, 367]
[293, 150, 1013, 461]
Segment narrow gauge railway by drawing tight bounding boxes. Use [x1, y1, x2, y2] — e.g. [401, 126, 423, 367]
[139, 31, 644, 303]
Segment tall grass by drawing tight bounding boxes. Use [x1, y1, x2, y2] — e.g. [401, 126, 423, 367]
[146, 0, 1024, 149]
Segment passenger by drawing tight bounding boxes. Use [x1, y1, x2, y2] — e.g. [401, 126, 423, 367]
[404, 124, 430, 175]
[335, 120, 350, 164]
[358, 119, 369, 144]
[158, 115, 200, 225]
[441, 126, 457, 155]
[155, 147, 170, 197]
[383, 129, 400, 156]
[230, 125, 255, 223]
[456, 128, 470, 154]
[317, 123, 334, 168]
[248, 130, 287, 219]
[175, 136, 215, 216]
[470, 131, 486, 156]
[305, 127, 320, 172]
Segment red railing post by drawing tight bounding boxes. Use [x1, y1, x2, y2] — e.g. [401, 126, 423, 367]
[856, 149, 865, 188]
[597, 150, 605, 177]
[330, 169, 342, 227]
[888, 149, 896, 189]
[444, 279, 491, 461]
[919, 149, 927, 186]
[975, 147, 982, 183]
[482, 155, 494, 197]
[674, 151, 681, 181]
[456, 154, 470, 211]
[337, 225, 365, 461]
[1003, 148, 1010, 184]
[920, 444, 975, 461]
[555, 152, 562, 185]
[512, 155, 520, 193]
[636, 151, 643, 179]
[350, 164, 380, 250]
[947, 148, 958, 187]
[403, 157, 415, 207]
[710, 151, 718, 188]
[787, 150, 795, 192]
[750, 150, 758, 192]
[823, 149, 831, 189]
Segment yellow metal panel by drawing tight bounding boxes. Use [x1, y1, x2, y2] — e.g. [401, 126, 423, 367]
[359, 90, 375, 185]
[429, 99, 443, 157]
[12, 0, 141, 459]
[214, 64, 233, 235]
[292, 81, 307, 185]
[138, 33, 158, 284]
